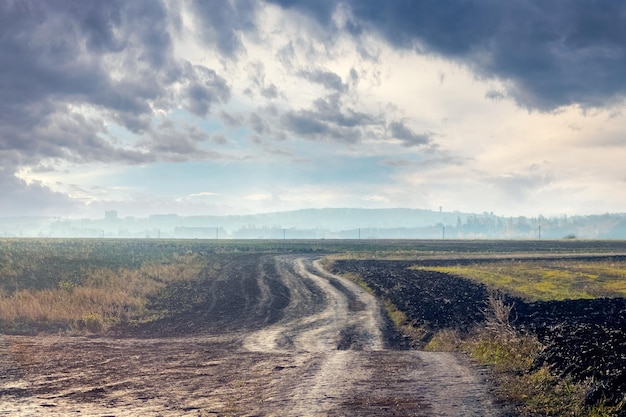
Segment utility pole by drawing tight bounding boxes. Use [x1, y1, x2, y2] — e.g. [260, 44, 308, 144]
[216, 227, 219, 240]
[442, 225, 445, 239]
[538, 225, 541, 239]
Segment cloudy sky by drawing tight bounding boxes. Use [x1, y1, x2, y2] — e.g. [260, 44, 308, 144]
[2, 0, 626, 218]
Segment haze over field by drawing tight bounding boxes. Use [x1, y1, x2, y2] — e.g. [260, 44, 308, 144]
[2, 1, 626, 219]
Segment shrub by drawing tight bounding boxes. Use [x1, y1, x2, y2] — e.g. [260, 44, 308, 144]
[481, 289, 515, 337]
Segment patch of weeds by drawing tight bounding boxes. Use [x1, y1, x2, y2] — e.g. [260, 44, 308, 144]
[423, 290, 619, 416]
[75, 312, 113, 334]
[496, 364, 589, 416]
[58, 280, 76, 294]
[381, 299, 430, 346]
[0, 253, 208, 335]
[481, 289, 515, 335]
[453, 326, 609, 416]
[318, 256, 335, 271]
[463, 302, 618, 416]
[466, 331, 540, 373]
[424, 329, 462, 352]
[584, 400, 626, 417]
[340, 271, 375, 296]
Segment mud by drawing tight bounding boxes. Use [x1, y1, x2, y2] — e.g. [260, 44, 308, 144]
[0, 254, 510, 416]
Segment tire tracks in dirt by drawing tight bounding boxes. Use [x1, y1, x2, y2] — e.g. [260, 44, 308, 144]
[243, 255, 508, 416]
[244, 256, 384, 352]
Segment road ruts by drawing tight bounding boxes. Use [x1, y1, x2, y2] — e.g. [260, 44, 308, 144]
[243, 255, 510, 417]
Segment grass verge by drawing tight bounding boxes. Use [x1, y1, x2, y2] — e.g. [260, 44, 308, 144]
[424, 290, 624, 416]
[427, 326, 625, 416]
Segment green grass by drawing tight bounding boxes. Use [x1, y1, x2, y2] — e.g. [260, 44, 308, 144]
[412, 260, 626, 301]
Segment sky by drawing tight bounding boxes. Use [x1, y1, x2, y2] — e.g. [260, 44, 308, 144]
[2, 0, 626, 218]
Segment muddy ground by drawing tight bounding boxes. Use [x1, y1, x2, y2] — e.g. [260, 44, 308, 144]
[0, 254, 512, 416]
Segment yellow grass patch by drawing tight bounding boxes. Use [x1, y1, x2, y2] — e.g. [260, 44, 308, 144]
[411, 260, 626, 301]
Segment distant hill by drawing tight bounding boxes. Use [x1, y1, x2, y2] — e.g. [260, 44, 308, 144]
[183, 208, 471, 229]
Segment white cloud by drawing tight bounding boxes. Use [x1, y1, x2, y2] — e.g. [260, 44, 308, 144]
[362, 195, 390, 204]
[188, 191, 218, 198]
[245, 193, 273, 201]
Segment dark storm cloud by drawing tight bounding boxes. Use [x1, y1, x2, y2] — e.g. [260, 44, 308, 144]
[383, 154, 467, 169]
[282, 112, 362, 143]
[261, 84, 279, 99]
[32, 112, 150, 164]
[0, 170, 77, 217]
[137, 121, 230, 163]
[269, 0, 626, 110]
[220, 111, 245, 128]
[485, 89, 506, 102]
[312, 94, 377, 128]
[268, 0, 337, 24]
[0, 1, 232, 162]
[0, 0, 234, 165]
[189, 0, 259, 57]
[0, 1, 234, 214]
[298, 69, 347, 92]
[281, 94, 378, 143]
[184, 65, 231, 117]
[276, 41, 297, 67]
[388, 121, 432, 147]
[0, 0, 179, 156]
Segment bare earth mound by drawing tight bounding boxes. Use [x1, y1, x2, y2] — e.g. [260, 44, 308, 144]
[0, 254, 510, 416]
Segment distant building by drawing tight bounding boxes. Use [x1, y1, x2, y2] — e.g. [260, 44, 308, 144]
[104, 210, 118, 221]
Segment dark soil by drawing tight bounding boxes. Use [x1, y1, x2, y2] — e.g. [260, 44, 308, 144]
[332, 260, 490, 338]
[515, 298, 626, 407]
[114, 253, 293, 337]
[331, 258, 626, 410]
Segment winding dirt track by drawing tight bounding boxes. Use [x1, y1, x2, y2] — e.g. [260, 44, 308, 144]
[0, 255, 510, 416]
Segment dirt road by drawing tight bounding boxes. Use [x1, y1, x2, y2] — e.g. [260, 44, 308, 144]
[0, 254, 510, 416]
